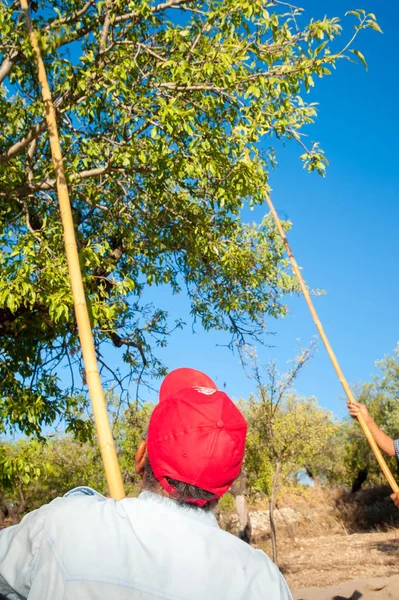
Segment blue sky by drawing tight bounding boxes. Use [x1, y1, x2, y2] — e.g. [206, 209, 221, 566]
[129, 1, 399, 418]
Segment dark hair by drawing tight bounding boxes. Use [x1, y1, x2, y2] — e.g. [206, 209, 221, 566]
[143, 456, 217, 512]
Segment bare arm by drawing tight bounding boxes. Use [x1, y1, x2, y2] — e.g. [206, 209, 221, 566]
[347, 401, 395, 457]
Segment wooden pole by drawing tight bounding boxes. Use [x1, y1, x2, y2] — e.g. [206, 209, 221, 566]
[20, 0, 125, 500]
[264, 192, 399, 493]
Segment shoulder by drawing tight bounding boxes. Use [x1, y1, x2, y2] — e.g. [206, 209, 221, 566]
[236, 542, 292, 598]
[43, 487, 111, 527]
[47, 488, 109, 515]
[44, 488, 138, 536]
[217, 526, 275, 567]
[211, 529, 292, 597]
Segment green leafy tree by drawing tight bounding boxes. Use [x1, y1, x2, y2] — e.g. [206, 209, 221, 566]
[0, 436, 106, 525]
[0, 438, 43, 524]
[115, 401, 154, 495]
[0, 1, 380, 436]
[303, 424, 347, 488]
[243, 345, 337, 562]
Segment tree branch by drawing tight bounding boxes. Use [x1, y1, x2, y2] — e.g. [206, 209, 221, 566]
[157, 82, 221, 91]
[0, 80, 92, 165]
[0, 50, 19, 85]
[0, 162, 118, 198]
[0, 86, 70, 165]
[99, 8, 111, 54]
[115, 0, 194, 23]
[0, 120, 47, 164]
[43, 0, 96, 30]
[109, 332, 148, 367]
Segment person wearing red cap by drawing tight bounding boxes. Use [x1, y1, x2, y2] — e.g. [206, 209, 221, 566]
[0, 368, 293, 600]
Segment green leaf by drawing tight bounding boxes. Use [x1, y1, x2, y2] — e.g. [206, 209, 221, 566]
[367, 20, 383, 34]
[351, 49, 368, 71]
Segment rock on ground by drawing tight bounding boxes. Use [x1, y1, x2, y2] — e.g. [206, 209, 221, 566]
[220, 507, 303, 538]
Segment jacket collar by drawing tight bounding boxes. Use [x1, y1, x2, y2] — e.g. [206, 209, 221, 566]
[138, 491, 220, 528]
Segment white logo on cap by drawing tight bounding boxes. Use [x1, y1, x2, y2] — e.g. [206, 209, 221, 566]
[193, 386, 217, 395]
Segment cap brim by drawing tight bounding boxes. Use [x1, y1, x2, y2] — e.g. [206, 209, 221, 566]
[159, 368, 217, 402]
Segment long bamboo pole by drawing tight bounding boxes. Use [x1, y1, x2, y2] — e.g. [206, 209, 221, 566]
[20, 0, 125, 500]
[264, 192, 399, 493]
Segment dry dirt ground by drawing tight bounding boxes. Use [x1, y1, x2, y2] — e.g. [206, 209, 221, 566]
[270, 528, 399, 599]
[293, 575, 399, 600]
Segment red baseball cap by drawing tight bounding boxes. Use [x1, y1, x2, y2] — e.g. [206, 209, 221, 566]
[147, 368, 247, 504]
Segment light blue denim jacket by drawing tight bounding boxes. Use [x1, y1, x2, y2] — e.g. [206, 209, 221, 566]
[0, 487, 292, 600]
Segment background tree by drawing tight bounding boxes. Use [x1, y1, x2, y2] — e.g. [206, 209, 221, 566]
[230, 468, 252, 543]
[0, 436, 105, 525]
[0, 438, 43, 524]
[0, 1, 380, 436]
[243, 345, 337, 562]
[115, 401, 154, 495]
[302, 426, 347, 489]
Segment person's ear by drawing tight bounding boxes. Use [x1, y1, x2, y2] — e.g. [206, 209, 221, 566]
[135, 440, 147, 475]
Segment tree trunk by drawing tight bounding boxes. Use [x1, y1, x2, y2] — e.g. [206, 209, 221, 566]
[305, 467, 321, 490]
[351, 468, 368, 493]
[269, 459, 281, 565]
[231, 470, 252, 544]
[0, 489, 26, 526]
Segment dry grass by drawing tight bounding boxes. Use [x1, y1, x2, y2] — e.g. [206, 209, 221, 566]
[222, 486, 399, 589]
[277, 528, 399, 589]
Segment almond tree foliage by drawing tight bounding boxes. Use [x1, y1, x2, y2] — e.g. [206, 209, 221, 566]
[0, 1, 380, 437]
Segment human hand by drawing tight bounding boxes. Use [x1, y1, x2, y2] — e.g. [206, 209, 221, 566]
[347, 400, 371, 424]
[390, 492, 399, 509]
